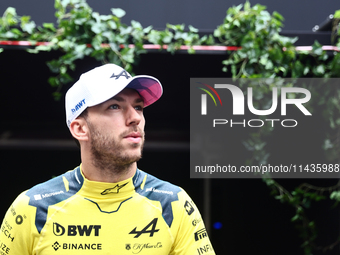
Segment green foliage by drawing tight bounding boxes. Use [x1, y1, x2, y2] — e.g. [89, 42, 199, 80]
[148, 24, 212, 54]
[264, 178, 340, 254]
[0, 0, 206, 99]
[214, 2, 340, 79]
[214, 2, 340, 166]
[214, 2, 297, 78]
[216, 3, 340, 254]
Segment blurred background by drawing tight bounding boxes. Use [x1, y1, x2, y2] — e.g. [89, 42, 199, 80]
[1, 1, 340, 254]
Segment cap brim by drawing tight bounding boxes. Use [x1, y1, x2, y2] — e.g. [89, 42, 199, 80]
[126, 75, 163, 107]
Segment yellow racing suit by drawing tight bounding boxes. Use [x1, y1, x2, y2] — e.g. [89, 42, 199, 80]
[0, 166, 215, 254]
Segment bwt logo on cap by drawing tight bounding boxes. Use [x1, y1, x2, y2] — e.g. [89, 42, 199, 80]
[71, 99, 86, 113]
[197, 81, 312, 128]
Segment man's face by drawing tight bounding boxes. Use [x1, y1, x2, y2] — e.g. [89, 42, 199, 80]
[84, 88, 145, 171]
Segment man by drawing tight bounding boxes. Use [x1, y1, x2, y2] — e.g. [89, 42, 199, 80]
[0, 64, 215, 254]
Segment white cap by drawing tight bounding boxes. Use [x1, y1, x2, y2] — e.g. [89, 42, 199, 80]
[65, 63, 163, 127]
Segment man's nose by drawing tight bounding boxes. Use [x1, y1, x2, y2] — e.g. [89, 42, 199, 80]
[126, 106, 142, 126]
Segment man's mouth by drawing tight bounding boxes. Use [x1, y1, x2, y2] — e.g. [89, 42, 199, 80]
[123, 132, 142, 143]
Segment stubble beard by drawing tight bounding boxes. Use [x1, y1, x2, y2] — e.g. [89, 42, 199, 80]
[87, 121, 144, 175]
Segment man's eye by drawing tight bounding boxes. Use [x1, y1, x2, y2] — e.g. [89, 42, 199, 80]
[135, 105, 143, 111]
[109, 104, 119, 110]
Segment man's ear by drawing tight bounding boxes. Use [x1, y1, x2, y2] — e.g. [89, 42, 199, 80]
[69, 118, 89, 142]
